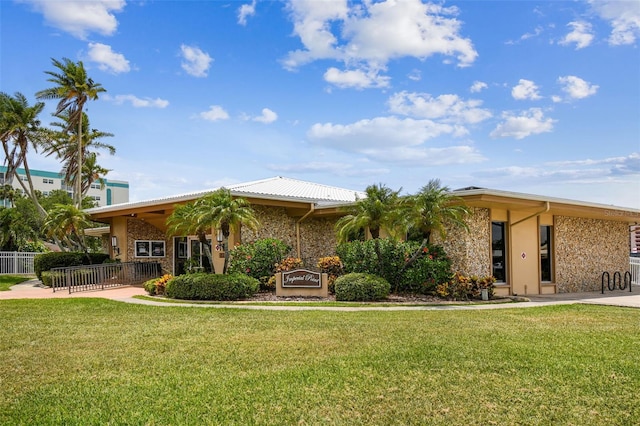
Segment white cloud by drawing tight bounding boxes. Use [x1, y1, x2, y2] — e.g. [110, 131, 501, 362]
[557, 75, 599, 99]
[505, 26, 543, 45]
[199, 105, 229, 121]
[387, 91, 492, 125]
[588, 0, 640, 45]
[20, 0, 125, 39]
[180, 44, 213, 78]
[87, 43, 130, 74]
[253, 108, 278, 124]
[284, 0, 477, 88]
[307, 116, 484, 165]
[103, 94, 169, 108]
[511, 79, 542, 100]
[408, 69, 422, 81]
[238, 0, 256, 26]
[490, 108, 556, 140]
[470, 81, 488, 93]
[559, 21, 594, 49]
[323, 67, 390, 89]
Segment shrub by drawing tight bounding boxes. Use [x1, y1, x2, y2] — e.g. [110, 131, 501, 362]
[34, 252, 110, 280]
[266, 257, 305, 290]
[40, 271, 65, 287]
[143, 274, 173, 296]
[317, 256, 344, 294]
[336, 239, 451, 294]
[436, 273, 496, 301]
[228, 238, 291, 287]
[334, 273, 390, 302]
[165, 273, 259, 301]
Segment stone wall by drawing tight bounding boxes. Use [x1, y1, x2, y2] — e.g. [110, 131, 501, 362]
[239, 206, 339, 261]
[126, 218, 173, 274]
[434, 207, 491, 276]
[554, 216, 629, 292]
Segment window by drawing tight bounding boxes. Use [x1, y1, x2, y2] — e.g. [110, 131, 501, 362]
[540, 225, 553, 282]
[492, 222, 507, 282]
[43, 178, 54, 184]
[90, 183, 101, 189]
[135, 240, 165, 257]
[91, 195, 101, 201]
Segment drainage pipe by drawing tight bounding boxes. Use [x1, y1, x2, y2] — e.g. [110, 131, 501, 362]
[510, 201, 550, 227]
[296, 203, 315, 258]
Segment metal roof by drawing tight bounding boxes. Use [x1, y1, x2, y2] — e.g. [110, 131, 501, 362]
[85, 176, 365, 214]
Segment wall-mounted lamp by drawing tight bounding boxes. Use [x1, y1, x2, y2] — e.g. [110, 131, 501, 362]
[111, 236, 118, 247]
[216, 229, 224, 244]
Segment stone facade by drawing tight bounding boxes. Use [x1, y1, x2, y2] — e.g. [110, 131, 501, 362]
[240, 206, 339, 261]
[434, 207, 492, 277]
[554, 216, 629, 292]
[126, 218, 173, 274]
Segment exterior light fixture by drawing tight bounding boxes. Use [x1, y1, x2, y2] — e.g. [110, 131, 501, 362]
[111, 236, 118, 247]
[216, 229, 224, 243]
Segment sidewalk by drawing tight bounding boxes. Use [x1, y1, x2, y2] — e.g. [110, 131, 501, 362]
[1, 279, 639, 310]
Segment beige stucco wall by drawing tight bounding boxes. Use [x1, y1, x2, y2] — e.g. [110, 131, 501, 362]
[554, 216, 629, 292]
[434, 207, 491, 277]
[126, 218, 173, 274]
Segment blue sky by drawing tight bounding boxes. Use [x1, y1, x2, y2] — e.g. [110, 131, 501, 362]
[1, 0, 639, 208]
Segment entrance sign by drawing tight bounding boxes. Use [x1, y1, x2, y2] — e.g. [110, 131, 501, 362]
[282, 269, 321, 288]
[276, 269, 328, 297]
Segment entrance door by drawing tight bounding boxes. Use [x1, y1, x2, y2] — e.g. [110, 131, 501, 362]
[187, 236, 213, 272]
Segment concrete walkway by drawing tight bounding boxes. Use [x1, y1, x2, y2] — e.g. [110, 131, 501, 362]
[1, 279, 639, 310]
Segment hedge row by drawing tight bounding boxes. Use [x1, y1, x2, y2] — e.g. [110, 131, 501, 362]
[34, 252, 111, 280]
[165, 273, 259, 300]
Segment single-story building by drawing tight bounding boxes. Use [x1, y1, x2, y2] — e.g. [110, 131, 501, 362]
[85, 176, 640, 296]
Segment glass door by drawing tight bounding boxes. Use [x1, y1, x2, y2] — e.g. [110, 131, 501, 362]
[187, 236, 212, 272]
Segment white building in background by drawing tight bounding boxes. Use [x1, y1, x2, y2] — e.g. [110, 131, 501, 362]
[0, 166, 129, 207]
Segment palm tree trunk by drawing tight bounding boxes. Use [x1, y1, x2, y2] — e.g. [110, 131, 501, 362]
[75, 114, 83, 208]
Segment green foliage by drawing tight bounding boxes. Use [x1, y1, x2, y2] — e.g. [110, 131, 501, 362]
[165, 273, 259, 301]
[436, 272, 497, 301]
[336, 239, 452, 294]
[33, 251, 110, 280]
[143, 274, 173, 296]
[143, 278, 157, 296]
[228, 238, 291, 285]
[334, 273, 390, 301]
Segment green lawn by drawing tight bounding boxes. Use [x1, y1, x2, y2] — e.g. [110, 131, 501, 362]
[1, 300, 638, 425]
[0, 275, 31, 291]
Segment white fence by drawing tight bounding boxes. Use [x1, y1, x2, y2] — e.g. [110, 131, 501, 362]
[0, 252, 38, 275]
[630, 256, 640, 286]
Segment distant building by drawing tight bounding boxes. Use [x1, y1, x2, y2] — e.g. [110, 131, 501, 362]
[0, 166, 129, 207]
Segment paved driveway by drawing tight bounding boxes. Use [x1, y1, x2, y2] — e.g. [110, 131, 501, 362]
[1, 279, 639, 310]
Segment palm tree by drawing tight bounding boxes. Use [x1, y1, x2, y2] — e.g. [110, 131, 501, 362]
[81, 152, 110, 196]
[43, 204, 92, 252]
[43, 111, 115, 196]
[0, 184, 18, 208]
[335, 183, 403, 276]
[36, 58, 106, 208]
[0, 92, 48, 217]
[335, 183, 402, 242]
[166, 188, 259, 273]
[401, 179, 471, 268]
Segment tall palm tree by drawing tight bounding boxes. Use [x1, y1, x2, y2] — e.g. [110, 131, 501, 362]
[166, 202, 214, 271]
[335, 183, 402, 242]
[81, 152, 110, 196]
[44, 111, 115, 195]
[401, 179, 470, 268]
[43, 204, 92, 252]
[36, 58, 106, 208]
[0, 92, 48, 217]
[166, 188, 259, 273]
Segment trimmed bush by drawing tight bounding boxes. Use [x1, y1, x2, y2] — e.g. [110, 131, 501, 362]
[436, 273, 496, 301]
[165, 273, 259, 301]
[34, 252, 110, 280]
[334, 273, 390, 302]
[317, 256, 344, 294]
